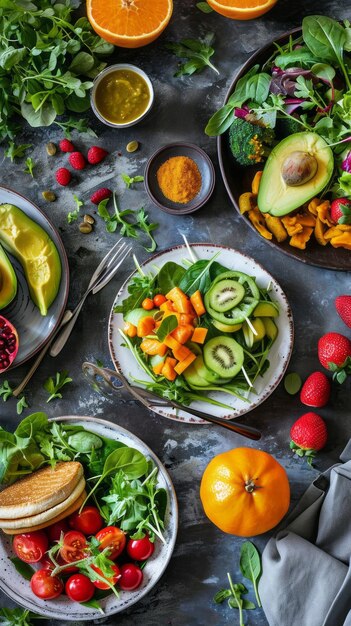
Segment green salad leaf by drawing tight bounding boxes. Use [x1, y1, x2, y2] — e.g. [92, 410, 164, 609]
[166, 33, 218, 77]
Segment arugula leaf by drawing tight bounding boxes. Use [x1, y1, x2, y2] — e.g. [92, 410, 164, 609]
[166, 33, 219, 76]
[0, 607, 39, 626]
[196, 1, 214, 13]
[214, 574, 252, 625]
[67, 194, 83, 224]
[24, 157, 35, 177]
[16, 395, 29, 415]
[121, 173, 144, 189]
[156, 314, 178, 342]
[0, 380, 13, 401]
[43, 370, 73, 402]
[10, 557, 35, 581]
[4, 142, 32, 162]
[136, 207, 158, 252]
[54, 117, 97, 139]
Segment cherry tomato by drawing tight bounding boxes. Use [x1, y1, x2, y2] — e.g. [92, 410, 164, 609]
[141, 298, 154, 311]
[153, 294, 167, 307]
[31, 569, 63, 599]
[127, 535, 155, 561]
[60, 530, 88, 564]
[13, 531, 48, 564]
[65, 573, 95, 603]
[90, 564, 121, 590]
[95, 526, 126, 560]
[69, 506, 103, 536]
[47, 519, 69, 543]
[119, 563, 143, 591]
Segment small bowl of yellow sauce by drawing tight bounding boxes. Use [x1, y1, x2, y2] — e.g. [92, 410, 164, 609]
[91, 64, 154, 128]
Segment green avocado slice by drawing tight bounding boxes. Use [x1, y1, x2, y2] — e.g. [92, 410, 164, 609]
[0, 243, 17, 310]
[257, 132, 334, 217]
[0, 203, 61, 316]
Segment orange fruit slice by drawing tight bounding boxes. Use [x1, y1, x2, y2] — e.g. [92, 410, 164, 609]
[87, 0, 173, 48]
[206, 0, 277, 20]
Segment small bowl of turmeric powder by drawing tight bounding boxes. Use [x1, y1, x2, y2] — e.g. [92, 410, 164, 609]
[145, 143, 215, 214]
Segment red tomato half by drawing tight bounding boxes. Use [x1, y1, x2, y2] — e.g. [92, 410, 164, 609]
[69, 506, 103, 536]
[60, 531, 88, 564]
[31, 569, 63, 599]
[95, 526, 126, 560]
[13, 531, 48, 564]
[119, 563, 143, 591]
[65, 573, 95, 603]
[127, 535, 155, 561]
[47, 519, 69, 543]
[90, 564, 121, 590]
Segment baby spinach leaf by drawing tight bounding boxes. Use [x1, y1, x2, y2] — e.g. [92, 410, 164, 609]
[178, 251, 220, 295]
[196, 1, 213, 13]
[156, 314, 178, 342]
[68, 431, 103, 453]
[303, 15, 347, 65]
[10, 557, 35, 581]
[103, 447, 148, 480]
[157, 262, 186, 293]
[239, 541, 262, 608]
[274, 47, 319, 69]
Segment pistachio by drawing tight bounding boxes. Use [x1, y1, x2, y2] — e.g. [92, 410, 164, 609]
[42, 190, 56, 202]
[46, 142, 57, 156]
[83, 214, 95, 225]
[79, 222, 92, 234]
[126, 140, 139, 153]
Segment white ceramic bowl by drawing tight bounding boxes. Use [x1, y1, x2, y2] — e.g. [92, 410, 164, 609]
[90, 63, 154, 128]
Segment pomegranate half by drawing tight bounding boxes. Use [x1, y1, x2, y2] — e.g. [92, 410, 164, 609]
[0, 316, 19, 372]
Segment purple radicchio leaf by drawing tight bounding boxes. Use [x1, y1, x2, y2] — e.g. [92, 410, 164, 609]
[342, 152, 351, 172]
[270, 67, 317, 97]
[234, 106, 250, 119]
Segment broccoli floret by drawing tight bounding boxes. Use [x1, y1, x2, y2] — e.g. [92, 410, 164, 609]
[276, 116, 302, 139]
[229, 117, 276, 166]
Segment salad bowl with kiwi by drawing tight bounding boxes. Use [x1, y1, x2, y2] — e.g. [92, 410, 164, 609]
[108, 243, 294, 424]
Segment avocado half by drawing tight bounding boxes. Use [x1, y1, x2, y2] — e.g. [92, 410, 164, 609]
[0, 244, 17, 310]
[257, 132, 334, 217]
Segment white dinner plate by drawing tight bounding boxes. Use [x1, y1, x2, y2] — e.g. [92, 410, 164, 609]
[0, 186, 69, 368]
[109, 243, 294, 424]
[0, 416, 178, 620]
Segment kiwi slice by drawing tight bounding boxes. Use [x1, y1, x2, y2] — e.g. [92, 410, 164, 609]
[203, 336, 244, 379]
[208, 279, 245, 313]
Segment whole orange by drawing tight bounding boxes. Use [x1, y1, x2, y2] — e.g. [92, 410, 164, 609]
[200, 447, 290, 536]
[206, 0, 277, 21]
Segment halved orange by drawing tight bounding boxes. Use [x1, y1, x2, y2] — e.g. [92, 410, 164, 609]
[87, 0, 173, 49]
[206, 0, 277, 20]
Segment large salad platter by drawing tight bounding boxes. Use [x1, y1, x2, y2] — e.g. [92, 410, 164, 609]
[216, 19, 351, 270]
[109, 243, 294, 424]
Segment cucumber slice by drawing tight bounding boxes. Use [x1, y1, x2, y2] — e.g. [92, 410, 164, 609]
[124, 307, 158, 325]
[204, 271, 260, 325]
[203, 336, 244, 378]
[208, 279, 245, 313]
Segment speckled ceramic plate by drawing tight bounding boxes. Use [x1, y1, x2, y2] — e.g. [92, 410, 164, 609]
[109, 243, 294, 424]
[0, 416, 178, 621]
[0, 186, 69, 368]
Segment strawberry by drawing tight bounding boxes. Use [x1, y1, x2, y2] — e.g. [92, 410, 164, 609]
[68, 151, 86, 170]
[55, 167, 72, 186]
[59, 139, 75, 153]
[290, 412, 327, 464]
[90, 188, 112, 205]
[300, 372, 331, 408]
[330, 197, 351, 225]
[318, 331, 351, 384]
[335, 295, 351, 328]
[87, 146, 108, 165]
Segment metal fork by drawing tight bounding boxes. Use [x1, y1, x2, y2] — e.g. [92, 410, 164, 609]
[49, 240, 132, 357]
[12, 240, 132, 396]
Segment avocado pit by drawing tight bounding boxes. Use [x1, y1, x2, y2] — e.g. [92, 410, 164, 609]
[281, 150, 318, 187]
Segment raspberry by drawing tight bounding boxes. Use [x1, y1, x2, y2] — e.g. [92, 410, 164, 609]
[59, 139, 75, 153]
[87, 146, 109, 165]
[69, 151, 86, 170]
[55, 168, 72, 186]
[90, 188, 112, 205]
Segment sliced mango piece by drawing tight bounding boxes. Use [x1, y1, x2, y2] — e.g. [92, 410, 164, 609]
[253, 302, 279, 318]
[263, 317, 278, 341]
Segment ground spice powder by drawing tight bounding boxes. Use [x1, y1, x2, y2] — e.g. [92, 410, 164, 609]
[156, 155, 202, 204]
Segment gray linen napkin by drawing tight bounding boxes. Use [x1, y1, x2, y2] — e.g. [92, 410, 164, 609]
[260, 443, 351, 626]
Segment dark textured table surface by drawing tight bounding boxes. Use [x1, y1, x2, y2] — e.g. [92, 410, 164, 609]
[0, 1, 351, 624]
